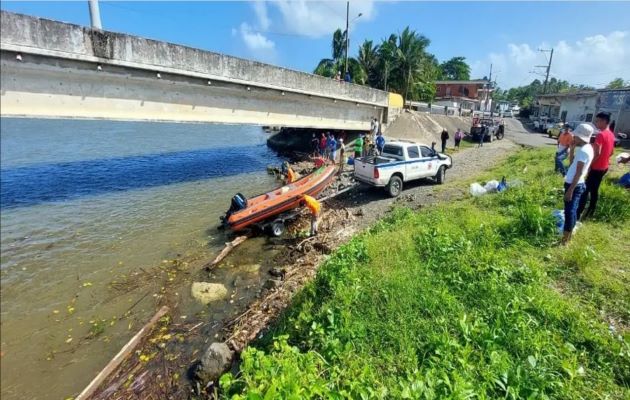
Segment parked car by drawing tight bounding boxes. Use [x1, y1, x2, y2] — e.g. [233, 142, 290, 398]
[353, 140, 453, 197]
[471, 118, 500, 142]
[548, 121, 586, 138]
[547, 122, 566, 138]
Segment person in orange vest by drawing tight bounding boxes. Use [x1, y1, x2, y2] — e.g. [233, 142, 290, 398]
[286, 166, 296, 184]
[302, 194, 321, 236]
[282, 161, 296, 184]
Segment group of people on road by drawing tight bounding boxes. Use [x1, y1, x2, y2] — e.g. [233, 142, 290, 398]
[558, 112, 616, 245]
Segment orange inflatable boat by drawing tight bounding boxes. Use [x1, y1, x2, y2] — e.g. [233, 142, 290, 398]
[221, 165, 337, 232]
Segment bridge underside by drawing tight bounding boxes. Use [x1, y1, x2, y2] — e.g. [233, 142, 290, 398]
[1, 51, 380, 129]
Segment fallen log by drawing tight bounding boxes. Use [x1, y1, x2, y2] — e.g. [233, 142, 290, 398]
[76, 306, 170, 400]
[204, 235, 248, 270]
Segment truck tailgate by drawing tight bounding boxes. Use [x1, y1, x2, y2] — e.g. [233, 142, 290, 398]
[354, 158, 375, 182]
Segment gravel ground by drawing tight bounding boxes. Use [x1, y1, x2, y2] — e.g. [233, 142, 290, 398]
[330, 136, 519, 230]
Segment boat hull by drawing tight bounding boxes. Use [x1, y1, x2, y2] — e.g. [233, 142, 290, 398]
[225, 165, 337, 232]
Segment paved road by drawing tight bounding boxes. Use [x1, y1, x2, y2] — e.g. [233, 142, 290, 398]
[504, 118, 557, 148]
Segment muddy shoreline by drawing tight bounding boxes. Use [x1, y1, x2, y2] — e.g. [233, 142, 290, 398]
[87, 135, 519, 399]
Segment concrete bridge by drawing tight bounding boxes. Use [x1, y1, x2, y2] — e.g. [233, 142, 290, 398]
[1, 11, 400, 130]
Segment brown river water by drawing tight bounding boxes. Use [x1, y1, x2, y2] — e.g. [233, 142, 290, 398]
[0, 118, 282, 399]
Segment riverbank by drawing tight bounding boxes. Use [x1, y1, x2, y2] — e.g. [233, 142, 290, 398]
[85, 132, 520, 398]
[220, 147, 630, 398]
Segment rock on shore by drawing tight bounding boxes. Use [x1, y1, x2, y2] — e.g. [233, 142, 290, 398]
[196, 342, 234, 383]
[191, 282, 228, 305]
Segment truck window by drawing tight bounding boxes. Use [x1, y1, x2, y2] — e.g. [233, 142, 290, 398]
[407, 146, 420, 159]
[382, 144, 403, 157]
[420, 146, 433, 157]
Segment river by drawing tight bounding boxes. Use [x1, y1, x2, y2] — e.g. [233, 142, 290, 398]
[0, 118, 281, 399]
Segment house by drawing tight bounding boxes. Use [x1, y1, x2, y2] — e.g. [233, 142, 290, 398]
[597, 88, 630, 134]
[535, 88, 629, 133]
[434, 79, 492, 111]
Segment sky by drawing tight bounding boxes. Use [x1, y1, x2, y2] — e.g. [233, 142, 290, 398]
[1, 1, 629, 89]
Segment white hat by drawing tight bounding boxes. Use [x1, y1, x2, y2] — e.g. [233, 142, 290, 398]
[573, 123, 594, 142]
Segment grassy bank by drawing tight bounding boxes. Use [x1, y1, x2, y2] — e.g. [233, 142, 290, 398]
[220, 147, 630, 399]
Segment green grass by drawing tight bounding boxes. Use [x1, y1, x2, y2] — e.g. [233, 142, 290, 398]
[220, 148, 630, 399]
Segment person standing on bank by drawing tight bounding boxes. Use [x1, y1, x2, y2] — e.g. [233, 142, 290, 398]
[375, 132, 385, 155]
[310, 133, 319, 157]
[338, 138, 345, 168]
[555, 124, 573, 176]
[371, 118, 380, 141]
[354, 134, 364, 159]
[319, 133, 327, 157]
[302, 194, 321, 237]
[440, 130, 450, 153]
[328, 134, 337, 162]
[577, 112, 615, 220]
[562, 123, 594, 245]
[454, 128, 463, 149]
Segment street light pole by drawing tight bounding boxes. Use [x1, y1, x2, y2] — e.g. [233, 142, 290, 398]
[88, 0, 102, 30]
[345, 1, 349, 74]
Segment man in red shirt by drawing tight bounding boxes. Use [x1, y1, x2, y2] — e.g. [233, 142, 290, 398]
[577, 112, 615, 220]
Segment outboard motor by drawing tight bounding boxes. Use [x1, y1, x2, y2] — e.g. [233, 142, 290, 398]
[221, 193, 248, 227]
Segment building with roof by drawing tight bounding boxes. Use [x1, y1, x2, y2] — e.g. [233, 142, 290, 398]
[535, 88, 630, 134]
[434, 79, 492, 111]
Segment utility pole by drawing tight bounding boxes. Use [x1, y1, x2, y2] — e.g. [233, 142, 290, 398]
[536, 48, 554, 94]
[88, 0, 102, 30]
[485, 63, 492, 115]
[344, 1, 349, 74]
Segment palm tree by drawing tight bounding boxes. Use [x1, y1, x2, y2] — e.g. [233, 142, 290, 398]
[357, 40, 380, 86]
[314, 29, 347, 78]
[393, 27, 431, 102]
[377, 34, 397, 91]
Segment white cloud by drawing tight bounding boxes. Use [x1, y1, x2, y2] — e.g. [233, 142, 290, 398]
[239, 22, 275, 51]
[267, 0, 375, 38]
[253, 1, 271, 31]
[471, 31, 630, 89]
[235, 1, 374, 64]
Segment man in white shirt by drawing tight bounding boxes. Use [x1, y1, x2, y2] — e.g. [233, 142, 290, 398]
[562, 123, 594, 245]
[371, 118, 379, 141]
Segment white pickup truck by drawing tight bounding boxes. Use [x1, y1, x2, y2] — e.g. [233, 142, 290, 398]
[354, 140, 453, 197]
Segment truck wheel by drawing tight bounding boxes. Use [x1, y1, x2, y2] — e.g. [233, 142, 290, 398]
[268, 220, 285, 237]
[435, 166, 446, 184]
[386, 176, 403, 197]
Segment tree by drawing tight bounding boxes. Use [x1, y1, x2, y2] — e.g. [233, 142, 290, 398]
[391, 27, 431, 101]
[606, 78, 626, 89]
[439, 57, 471, 80]
[357, 40, 380, 86]
[314, 29, 347, 78]
[376, 34, 398, 91]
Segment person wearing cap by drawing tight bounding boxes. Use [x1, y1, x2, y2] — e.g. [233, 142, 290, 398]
[555, 124, 573, 176]
[577, 112, 616, 220]
[562, 123, 595, 245]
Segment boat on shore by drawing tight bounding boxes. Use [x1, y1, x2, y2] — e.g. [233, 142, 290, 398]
[221, 164, 337, 232]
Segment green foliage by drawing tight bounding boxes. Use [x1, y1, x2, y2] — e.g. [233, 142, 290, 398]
[606, 78, 627, 89]
[222, 148, 630, 399]
[591, 179, 630, 224]
[439, 56, 471, 81]
[314, 26, 440, 102]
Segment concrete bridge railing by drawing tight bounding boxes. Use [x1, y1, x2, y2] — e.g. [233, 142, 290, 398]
[1, 11, 391, 129]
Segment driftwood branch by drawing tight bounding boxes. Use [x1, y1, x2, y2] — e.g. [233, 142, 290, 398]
[76, 306, 170, 400]
[204, 235, 248, 270]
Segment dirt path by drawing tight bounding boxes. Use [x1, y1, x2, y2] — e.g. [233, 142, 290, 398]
[333, 137, 518, 230]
